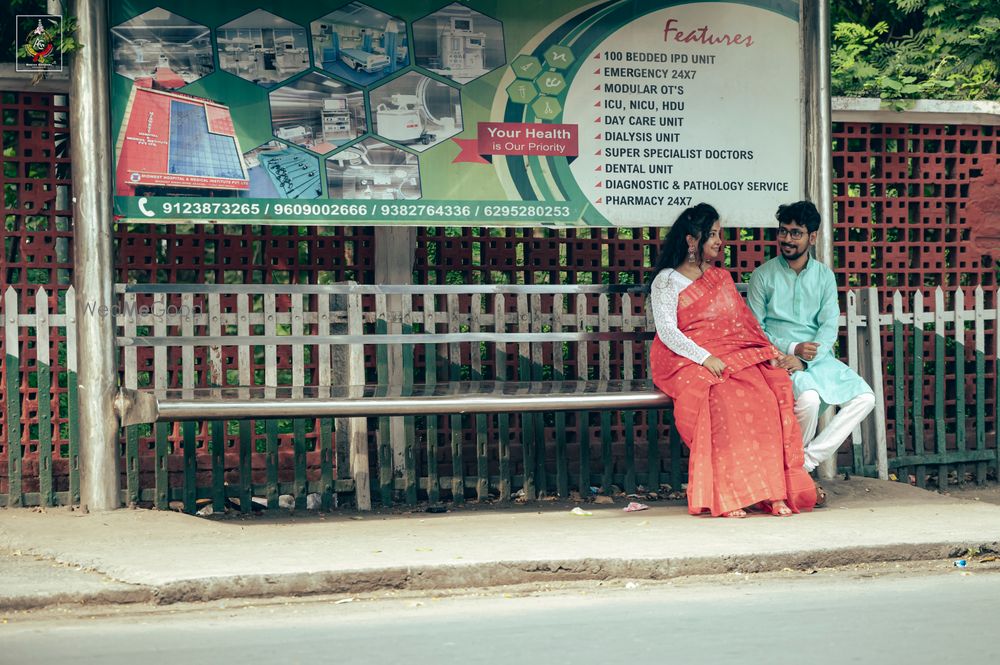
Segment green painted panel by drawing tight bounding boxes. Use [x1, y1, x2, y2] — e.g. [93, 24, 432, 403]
[5, 354, 21, 507]
[600, 411, 612, 493]
[211, 420, 225, 511]
[624, 411, 636, 495]
[183, 421, 197, 513]
[155, 421, 170, 510]
[126, 426, 140, 505]
[293, 418, 307, 509]
[265, 419, 279, 509]
[320, 417, 334, 510]
[646, 410, 661, 491]
[238, 420, 253, 514]
[36, 360, 52, 506]
[892, 320, 906, 460]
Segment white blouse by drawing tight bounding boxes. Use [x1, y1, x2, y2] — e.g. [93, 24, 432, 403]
[649, 269, 711, 365]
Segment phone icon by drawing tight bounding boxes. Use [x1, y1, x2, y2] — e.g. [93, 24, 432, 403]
[137, 197, 155, 218]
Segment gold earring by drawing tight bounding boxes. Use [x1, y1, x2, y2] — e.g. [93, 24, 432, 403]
[687, 248, 696, 263]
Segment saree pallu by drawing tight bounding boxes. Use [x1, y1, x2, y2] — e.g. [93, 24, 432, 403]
[650, 267, 815, 516]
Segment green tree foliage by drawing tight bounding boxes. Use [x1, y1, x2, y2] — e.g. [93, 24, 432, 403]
[1, 0, 46, 62]
[832, 0, 1000, 100]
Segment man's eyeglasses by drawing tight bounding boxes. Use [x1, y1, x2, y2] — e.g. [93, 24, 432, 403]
[776, 228, 806, 240]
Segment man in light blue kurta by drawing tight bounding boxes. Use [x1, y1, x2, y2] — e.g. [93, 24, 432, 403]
[748, 201, 875, 475]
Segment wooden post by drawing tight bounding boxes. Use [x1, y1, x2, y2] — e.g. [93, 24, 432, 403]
[374, 228, 416, 477]
[859, 287, 888, 479]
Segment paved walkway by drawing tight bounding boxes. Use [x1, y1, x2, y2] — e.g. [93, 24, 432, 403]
[2, 478, 998, 610]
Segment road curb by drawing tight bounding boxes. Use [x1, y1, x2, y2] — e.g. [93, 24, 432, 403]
[0, 587, 154, 612]
[147, 541, 993, 605]
[5, 540, 995, 610]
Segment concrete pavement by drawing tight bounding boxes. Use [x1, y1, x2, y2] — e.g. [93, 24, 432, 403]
[2, 477, 999, 610]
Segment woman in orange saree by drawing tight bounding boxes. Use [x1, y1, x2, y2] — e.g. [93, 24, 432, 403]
[648, 204, 816, 518]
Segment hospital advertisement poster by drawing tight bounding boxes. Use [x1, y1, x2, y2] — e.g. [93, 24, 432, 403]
[110, 0, 802, 227]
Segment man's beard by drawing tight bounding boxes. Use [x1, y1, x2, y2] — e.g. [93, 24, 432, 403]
[781, 244, 808, 261]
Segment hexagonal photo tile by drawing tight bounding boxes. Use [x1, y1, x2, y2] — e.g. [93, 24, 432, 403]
[505, 79, 538, 105]
[326, 138, 420, 200]
[111, 7, 213, 89]
[216, 9, 309, 88]
[269, 72, 366, 155]
[241, 140, 322, 199]
[310, 3, 409, 87]
[531, 95, 562, 120]
[543, 45, 575, 70]
[413, 3, 505, 84]
[370, 71, 462, 152]
[510, 55, 542, 80]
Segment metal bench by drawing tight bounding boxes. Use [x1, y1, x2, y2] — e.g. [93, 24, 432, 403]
[112, 283, 671, 511]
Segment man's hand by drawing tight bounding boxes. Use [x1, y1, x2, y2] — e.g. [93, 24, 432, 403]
[794, 341, 820, 361]
[774, 354, 805, 373]
[702, 355, 727, 378]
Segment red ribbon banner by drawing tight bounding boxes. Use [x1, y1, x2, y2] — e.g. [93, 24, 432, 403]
[452, 122, 579, 164]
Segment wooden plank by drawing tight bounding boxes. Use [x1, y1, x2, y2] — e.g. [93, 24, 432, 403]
[4, 288, 21, 506]
[864, 288, 888, 480]
[954, 288, 967, 456]
[448, 293, 465, 504]
[552, 292, 568, 498]
[208, 293, 225, 511]
[996, 288, 1000, 481]
[643, 306, 660, 492]
[124, 292, 139, 505]
[934, 288, 947, 489]
[401, 292, 417, 505]
[530, 293, 546, 497]
[263, 292, 279, 509]
[424, 293, 440, 504]
[953, 288, 969, 485]
[35, 289, 52, 506]
[181, 292, 197, 513]
[575, 294, 591, 494]
[375, 292, 393, 507]
[647, 410, 661, 491]
[891, 291, 907, 469]
[494, 294, 510, 501]
[974, 286, 986, 484]
[291, 293, 307, 509]
[65, 288, 79, 505]
[845, 291, 864, 474]
[153, 292, 169, 510]
[598, 293, 613, 492]
[621, 293, 636, 494]
[517, 292, 534, 500]
[347, 293, 371, 511]
[237, 293, 252, 514]
[912, 291, 926, 489]
[317, 294, 334, 510]
[471, 293, 488, 501]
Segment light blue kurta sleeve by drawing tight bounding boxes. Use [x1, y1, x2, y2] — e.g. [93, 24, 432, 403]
[748, 262, 796, 354]
[813, 268, 841, 360]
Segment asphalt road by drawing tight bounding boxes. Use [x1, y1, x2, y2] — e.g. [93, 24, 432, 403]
[3, 563, 998, 665]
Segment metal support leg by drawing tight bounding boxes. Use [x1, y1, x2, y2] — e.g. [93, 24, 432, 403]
[71, 0, 120, 510]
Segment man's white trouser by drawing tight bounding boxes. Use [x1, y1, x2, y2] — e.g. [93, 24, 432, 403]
[795, 391, 877, 472]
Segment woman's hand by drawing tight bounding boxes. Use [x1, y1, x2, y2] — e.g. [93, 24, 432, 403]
[774, 354, 805, 373]
[702, 355, 726, 378]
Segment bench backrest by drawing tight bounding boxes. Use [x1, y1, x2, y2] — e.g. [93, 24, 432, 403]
[114, 283, 684, 393]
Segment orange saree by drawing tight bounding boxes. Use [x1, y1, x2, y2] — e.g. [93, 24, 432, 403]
[650, 267, 816, 516]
